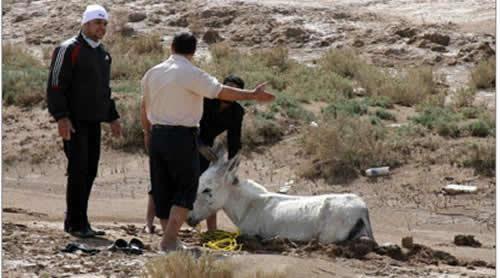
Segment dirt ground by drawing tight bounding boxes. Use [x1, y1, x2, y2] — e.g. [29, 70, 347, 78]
[2, 0, 496, 277]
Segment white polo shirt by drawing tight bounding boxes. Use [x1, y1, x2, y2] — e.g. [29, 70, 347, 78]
[141, 54, 223, 127]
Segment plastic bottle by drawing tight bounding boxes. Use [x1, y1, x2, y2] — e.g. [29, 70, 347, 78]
[365, 166, 390, 177]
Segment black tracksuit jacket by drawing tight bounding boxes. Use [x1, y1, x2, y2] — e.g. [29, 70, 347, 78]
[47, 32, 119, 122]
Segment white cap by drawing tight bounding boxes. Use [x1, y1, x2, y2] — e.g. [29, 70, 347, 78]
[81, 4, 108, 25]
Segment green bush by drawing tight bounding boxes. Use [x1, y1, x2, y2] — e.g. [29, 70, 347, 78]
[322, 99, 368, 119]
[375, 109, 396, 121]
[270, 95, 314, 121]
[467, 120, 492, 137]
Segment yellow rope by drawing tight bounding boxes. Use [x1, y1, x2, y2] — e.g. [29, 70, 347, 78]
[200, 229, 243, 251]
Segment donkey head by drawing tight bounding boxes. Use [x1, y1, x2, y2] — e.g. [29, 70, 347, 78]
[187, 144, 241, 227]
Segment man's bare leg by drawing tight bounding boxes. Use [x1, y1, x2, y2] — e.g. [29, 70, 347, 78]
[145, 194, 156, 233]
[160, 205, 189, 251]
[206, 213, 217, 231]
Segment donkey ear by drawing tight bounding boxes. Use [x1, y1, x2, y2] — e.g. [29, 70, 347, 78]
[223, 154, 241, 186]
[213, 141, 226, 162]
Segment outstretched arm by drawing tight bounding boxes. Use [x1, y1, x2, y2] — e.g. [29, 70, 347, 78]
[217, 82, 275, 102]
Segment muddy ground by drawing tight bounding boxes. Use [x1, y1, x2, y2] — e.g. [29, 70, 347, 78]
[2, 0, 496, 277]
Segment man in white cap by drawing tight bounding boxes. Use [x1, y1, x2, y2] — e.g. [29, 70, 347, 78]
[47, 4, 122, 238]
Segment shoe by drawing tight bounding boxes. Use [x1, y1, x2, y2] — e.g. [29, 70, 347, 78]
[128, 238, 145, 255]
[69, 228, 96, 238]
[88, 226, 105, 236]
[61, 243, 100, 255]
[109, 238, 128, 252]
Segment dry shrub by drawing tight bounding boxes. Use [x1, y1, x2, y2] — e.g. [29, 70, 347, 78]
[144, 252, 232, 278]
[320, 48, 361, 78]
[452, 87, 476, 108]
[302, 116, 401, 183]
[392, 66, 439, 106]
[107, 8, 129, 38]
[110, 96, 144, 151]
[108, 33, 169, 80]
[3, 43, 47, 106]
[470, 57, 495, 89]
[144, 251, 287, 278]
[256, 47, 290, 72]
[242, 114, 283, 151]
[461, 139, 495, 177]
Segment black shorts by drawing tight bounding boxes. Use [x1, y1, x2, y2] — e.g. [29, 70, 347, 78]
[149, 125, 200, 219]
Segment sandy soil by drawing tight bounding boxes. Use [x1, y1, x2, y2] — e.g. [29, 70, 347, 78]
[2, 0, 496, 276]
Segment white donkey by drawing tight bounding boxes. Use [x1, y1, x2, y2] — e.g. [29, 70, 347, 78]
[187, 151, 374, 243]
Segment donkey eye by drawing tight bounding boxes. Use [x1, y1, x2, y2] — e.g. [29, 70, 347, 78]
[202, 188, 211, 194]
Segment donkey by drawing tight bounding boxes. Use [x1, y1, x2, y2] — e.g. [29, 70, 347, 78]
[187, 151, 374, 243]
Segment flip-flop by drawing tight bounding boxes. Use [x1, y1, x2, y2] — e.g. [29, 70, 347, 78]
[108, 238, 128, 252]
[128, 238, 145, 255]
[109, 238, 144, 255]
[61, 243, 100, 255]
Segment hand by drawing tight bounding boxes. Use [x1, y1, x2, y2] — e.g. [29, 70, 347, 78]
[252, 82, 275, 102]
[110, 120, 122, 138]
[57, 118, 75, 140]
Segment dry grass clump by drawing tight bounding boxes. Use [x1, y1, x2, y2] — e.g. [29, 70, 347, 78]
[460, 139, 495, 177]
[144, 251, 286, 278]
[470, 57, 495, 89]
[452, 87, 476, 108]
[205, 43, 353, 102]
[144, 251, 232, 278]
[3, 43, 47, 106]
[321, 49, 442, 106]
[110, 96, 144, 151]
[242, 113, 284, 151]
[106, 32, 169, 80]
[301, 116, 402, 183]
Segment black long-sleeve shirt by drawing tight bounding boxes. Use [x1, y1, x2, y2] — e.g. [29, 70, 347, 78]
[47, 32, 119, 122]
[199, 99, 245, 159]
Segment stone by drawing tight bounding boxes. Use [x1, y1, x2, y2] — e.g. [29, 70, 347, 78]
[202, 29, 223, 44]
[128, 12, 147, 22]
[423, 33, 450, 46]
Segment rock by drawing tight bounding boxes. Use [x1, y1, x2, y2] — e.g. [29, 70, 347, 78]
[202, 29, 223, 44]
[476, 42, 495, 57]
[14, 13, 30, 23]
[200, 7, 236, 18]
[384, 48, 404, 56]
[423, 33, 450, 46]
[352, 39, 364, 47]
[169, 16, 189, 27]
[417, 40, 429, 48]
[401, 236, 414, 249]
[120, 24, 135, 37]
[285, 27, 306, 40]
[26, 36, 41, 45]
[431, 45, 447, 52]
[375, 243, 407, 261]
[454, 235, 482, 247]
[128, 12, 147, 22]
[395, 27, 417, 38]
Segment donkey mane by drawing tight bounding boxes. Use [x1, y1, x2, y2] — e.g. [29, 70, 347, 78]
[240, 179, 270, 196]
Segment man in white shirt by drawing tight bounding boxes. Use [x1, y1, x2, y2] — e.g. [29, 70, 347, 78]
[140, 32, 275, 252]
